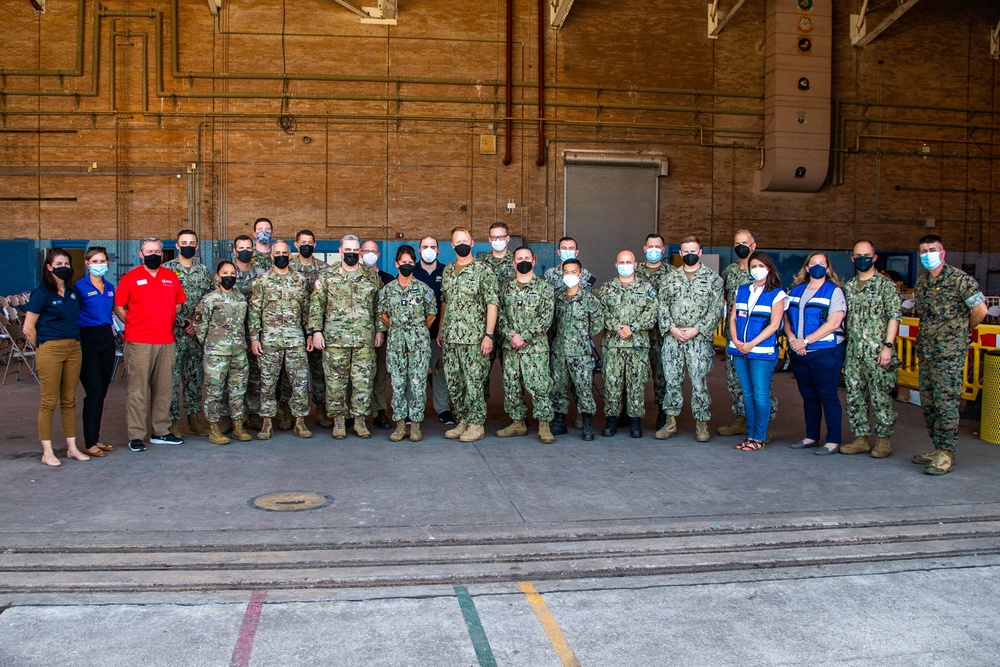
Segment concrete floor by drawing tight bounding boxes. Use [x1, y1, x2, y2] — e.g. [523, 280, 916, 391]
[2, 360, 1000, 665]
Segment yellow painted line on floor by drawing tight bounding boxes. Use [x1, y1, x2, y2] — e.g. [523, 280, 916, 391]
[519, 581, 582, 667]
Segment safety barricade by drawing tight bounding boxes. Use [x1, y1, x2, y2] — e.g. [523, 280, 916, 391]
[894, 317, 1000, 402]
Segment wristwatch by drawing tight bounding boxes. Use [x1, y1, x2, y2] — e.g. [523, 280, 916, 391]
[629, 325, 636, 333]
[484, 332, 495, 340]
[883, 341, 893, 349]
[803, 338, 810, 346]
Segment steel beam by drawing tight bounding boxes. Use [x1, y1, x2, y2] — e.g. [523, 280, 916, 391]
[707, 0, 749, 39]
[551, 0, 576, 29]
[852, 0, 921, 48]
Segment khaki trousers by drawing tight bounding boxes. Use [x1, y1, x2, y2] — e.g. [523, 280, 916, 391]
[36, 338, 82, 440]
[124, 342, 175, 441]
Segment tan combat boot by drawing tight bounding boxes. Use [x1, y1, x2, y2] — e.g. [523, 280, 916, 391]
[168, 419, 182, 438]
[208, 422, 230, 445]
[655, 416, 678, 440]
[187, 414, 210, 436]
[497, 420, 527, 437]
[316, 404, 333, 428]
[409, 422, 423, 442]
[445, 420, 468, 439]
[573, 413, 584, 429]
[332, 416, 347, 439]
[218, 415, 233, 434]
[257, 417, 273, 440]
[293, 417, 312, 439]
[912, 449, 938, 465]
[231, 417, 252, 441]
[277, 402, 293, 430]
[246, 414, 264, 431]
[389, 420, 407, 442]
[871, 436, 892, 458]
[840, 435, 872, 455]
[539, 421, 555, 444]
[460, 423, 485, 442]
[354, 417, 371, 439]
[717, 416, 747, 436]
[925, 449, 954, 475]
[695, 421, 710, 442]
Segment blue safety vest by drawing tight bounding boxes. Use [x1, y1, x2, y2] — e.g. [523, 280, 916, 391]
[727, 283, 781, 360]
[787, 280, 840, 350]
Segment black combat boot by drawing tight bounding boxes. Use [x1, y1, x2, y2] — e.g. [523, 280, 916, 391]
[551, 412, 568, 436]
[581, 413, 594, 441]
[602, 416, 618, 437]
[655, 406, 667, 431]
[630, 417, 642, 438]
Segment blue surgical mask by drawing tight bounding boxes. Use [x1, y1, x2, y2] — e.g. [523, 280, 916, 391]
[645, 248, 663, 263]
[920, 251, 942, 270]
[559, 249, 577, 262]
[617, 263, 635, 278]
[89, 264, 109, 278]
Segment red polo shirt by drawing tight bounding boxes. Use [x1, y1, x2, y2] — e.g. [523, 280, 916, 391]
[114, 265, 186, 344]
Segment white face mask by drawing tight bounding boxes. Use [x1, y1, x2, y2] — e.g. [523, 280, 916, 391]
[491, 239, 508, 252]
[420, 248, 438, 263]
[920, 251, 942, 270]
[362, 252, 378, 267]
[559, 249, 577, 262]
[617, 263, 635, 278]
[562, 274, 581, 288]
[750, 266, 769, 282]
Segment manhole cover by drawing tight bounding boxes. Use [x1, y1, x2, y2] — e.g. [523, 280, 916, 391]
[248, 491, 333, 512]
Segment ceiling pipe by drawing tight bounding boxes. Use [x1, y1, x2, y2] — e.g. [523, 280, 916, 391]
[502, 0, 513, 166]
[536, 0, 545, 167]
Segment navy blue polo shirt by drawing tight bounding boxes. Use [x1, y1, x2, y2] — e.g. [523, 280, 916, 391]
[26, 285, 81, 344]
[75, 275, 116, 327]
[413, 262, 445, 338]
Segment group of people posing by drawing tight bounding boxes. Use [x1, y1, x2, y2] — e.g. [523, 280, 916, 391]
[24, 218, 984, 476]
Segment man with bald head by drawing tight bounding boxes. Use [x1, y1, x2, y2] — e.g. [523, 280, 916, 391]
[595, 249, 658, 437]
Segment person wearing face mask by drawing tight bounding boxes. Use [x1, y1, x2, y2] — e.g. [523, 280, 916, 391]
[377, 245, 438, 442]
[542, 237, 595, 294]
[288, 230, 331, 427]
[477, 222, 517, 405]
[636, 233, 675, 431]
[230, 234, 267, 430]
[309, 234, 386, 439]
[550, 258, 603, 440]
[163, 229, 213, 439]
[113, 237, 187, 452]
[911, 234, 987, 475]
[595, 250, 657, 438]
[193, 261, 252, 444]
[437, 226, 500, 443]
[495, 246, 556, 443]
[75, 247, 117, 457]
[784, 252, 847, 455]
[361, 240, 396, 430]
[654, 236, 724, 443]
[839, 240, 902, 460]
[726, 252, 787, 452]
[719, 229, 778, 440]
[23, 249, 89, 466]
[251, 217, 274, 272]
[248, 240, 314, 440]
[412, 235, 455, 425]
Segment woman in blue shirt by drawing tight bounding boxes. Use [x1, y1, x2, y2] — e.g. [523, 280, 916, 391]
[22, 249, 89, 467]
[76, 247, 117, 457]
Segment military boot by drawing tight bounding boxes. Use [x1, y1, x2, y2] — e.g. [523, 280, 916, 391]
[497, 420, 528, 437]
[246, 414, 264, 431]
[257, 417, 273, 440]
[601, 416, 618, 437]
[231, 417, 252, 441]
[840, 435, 872, 455]
[695, 421, 710, 442]
[539, 421, 555, 444]
[912, 449, 938, 465]
[655, 416, 678, 440]
[925, 449, 954, 475]
[332, 416, 347, 439]
[316, 404, 334, 428]
[717, 416, 747, 436]
[208, 422, 229, 445]
[389, 420, 407, 442]
[293, 417, 312, 439]
[445, 420, 469, 439]
[354, 417, 371, 439]
[655, 407, 667, 431]
[459, 423, 485, 442]
[629, 417, 642, 438]
[168, 419, 182, 438]
[581, 413, 595, 441]
[409, 422, 423, 442]
[218, 415, 233, 434]
[276, 403, 293, 430]
[187, 414, 210, 436]
[550, 413, 568, 436]
[871, 436, 892, 459]
[573, 413, 584, 429]
[374, 409, 393, 430]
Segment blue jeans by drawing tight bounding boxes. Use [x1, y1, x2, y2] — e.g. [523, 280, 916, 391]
[731, 355, 775, 441]
[790, 344, 845, 444]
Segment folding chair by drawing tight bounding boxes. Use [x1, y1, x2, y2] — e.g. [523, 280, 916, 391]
[0, 314, 38, 385]
[111, 315, 126, 381]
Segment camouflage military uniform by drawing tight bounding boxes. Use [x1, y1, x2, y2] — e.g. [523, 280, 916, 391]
[498, 276, 555, 422]
[231, 264, 266, 416]
[658, 265, 724, 422]
[596, 276, 657, 418]
[543, 265, 595, 294]
[286, 255, 329, 407]
[309, 265, 384, 417]
[163, 259, 214, 421]
[193, 288, 249, 422]
[551, 289, 603, 415]
[249, 269, 311, 418]
[915, 264, 985, 452]
[440, 259, 500, 426]
[722, 261, 777, 420]
[378, 279, 437, 422]
[252, 247, 273, 273]
[637, 263, 675, 407]
[843, 273, 901, 438]
[476, 251, 516, 399]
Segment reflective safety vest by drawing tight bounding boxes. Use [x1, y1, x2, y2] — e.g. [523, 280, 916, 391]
[787, 280, 840, 350]
[727, 283, 781, 360]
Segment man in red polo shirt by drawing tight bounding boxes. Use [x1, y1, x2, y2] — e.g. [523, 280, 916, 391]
[113, 237, 187, 451]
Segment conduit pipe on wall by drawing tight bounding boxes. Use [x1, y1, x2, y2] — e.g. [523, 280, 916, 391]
[536, 0, 545, 167]
[503, 0, 513, 166]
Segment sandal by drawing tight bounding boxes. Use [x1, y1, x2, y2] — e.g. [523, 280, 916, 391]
[739, 439, 765, 452]
[735, 438, 752, 451]
[84, 446, 106, 457]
